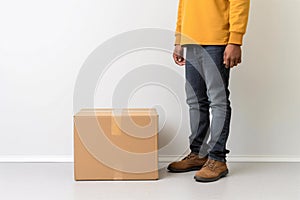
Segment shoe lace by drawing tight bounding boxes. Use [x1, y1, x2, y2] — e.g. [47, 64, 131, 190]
[203, 159, 216, 171]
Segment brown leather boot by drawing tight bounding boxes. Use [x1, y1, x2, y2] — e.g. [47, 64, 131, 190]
[167, 152, 208, 172]
[194, 159, 229, 182]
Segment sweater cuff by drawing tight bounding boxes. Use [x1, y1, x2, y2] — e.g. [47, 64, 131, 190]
[228, 32, 244, 46]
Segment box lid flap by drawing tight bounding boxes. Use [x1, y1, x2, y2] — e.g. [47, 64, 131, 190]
[74, 108, 158, 117]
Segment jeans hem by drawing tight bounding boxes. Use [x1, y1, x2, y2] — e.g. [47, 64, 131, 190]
[208, 155, 227, 163]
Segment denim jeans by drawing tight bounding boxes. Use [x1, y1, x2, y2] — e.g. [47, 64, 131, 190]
[184, 44, 231, 162]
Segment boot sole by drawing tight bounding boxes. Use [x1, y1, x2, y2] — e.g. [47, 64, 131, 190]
[194, 169, 229, 182]
[167, 166, 203, 173]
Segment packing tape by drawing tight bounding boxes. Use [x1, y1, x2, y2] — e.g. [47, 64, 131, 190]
[111, 115, 122, 136]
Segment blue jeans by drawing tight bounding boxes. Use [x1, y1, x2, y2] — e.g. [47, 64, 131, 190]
[184, 44, 231, 162]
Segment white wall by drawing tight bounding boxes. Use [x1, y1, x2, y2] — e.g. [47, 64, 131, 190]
[0, 0, 300, 161]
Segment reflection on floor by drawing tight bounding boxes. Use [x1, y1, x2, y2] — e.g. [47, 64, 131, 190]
[0, 162, 299, 200]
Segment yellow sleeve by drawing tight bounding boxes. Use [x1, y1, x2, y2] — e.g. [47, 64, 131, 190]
[228, 0, 250, 45]
[174, 0, 183, 45]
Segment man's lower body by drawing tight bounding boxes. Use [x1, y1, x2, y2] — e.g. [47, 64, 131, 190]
[168, 44, 231, 182]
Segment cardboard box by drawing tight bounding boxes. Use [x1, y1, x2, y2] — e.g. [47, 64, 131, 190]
[73, 108, 159, 180]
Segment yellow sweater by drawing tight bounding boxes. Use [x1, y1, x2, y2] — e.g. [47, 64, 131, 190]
[175, 0, 250, 46]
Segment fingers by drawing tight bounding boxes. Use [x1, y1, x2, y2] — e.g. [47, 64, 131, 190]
[224, 55, 241, 68]
[230, 58, 237, 68]
[233, 57, 242, 67]
[177, 56, 185, 66]
[238, 57, 242, 64]
[223, 54, 230, 68]
[173, 53, 185, 66]
[173, 45, 186, 66]
[223, 44, 242, 68]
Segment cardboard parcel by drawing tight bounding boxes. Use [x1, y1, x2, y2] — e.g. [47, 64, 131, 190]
[73, 108, 159, 180]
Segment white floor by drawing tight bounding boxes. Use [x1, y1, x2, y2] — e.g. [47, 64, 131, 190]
[0, 162, 299, 200]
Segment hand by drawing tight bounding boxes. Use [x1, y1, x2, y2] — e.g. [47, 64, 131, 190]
[223, 44, 242, 68]
[173, 45, 185, 66]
